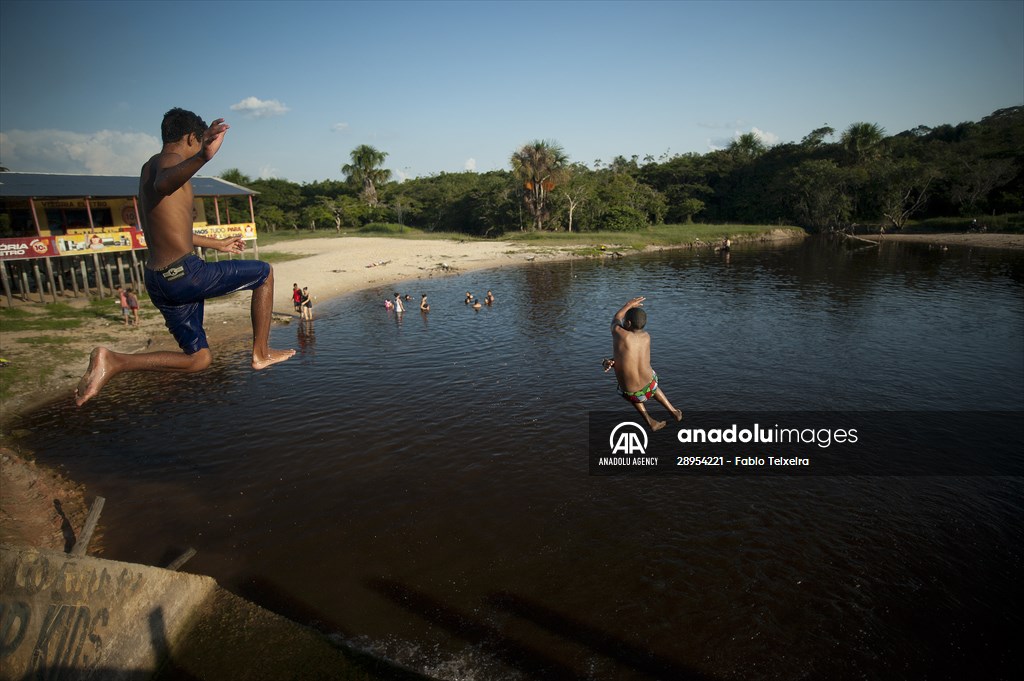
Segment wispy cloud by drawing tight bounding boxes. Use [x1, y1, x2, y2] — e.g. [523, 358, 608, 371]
[230, 96, 290, 119]
[464, 157, 476, 172]
[331, 122, 350, 133]
[0, 129, 158, 174]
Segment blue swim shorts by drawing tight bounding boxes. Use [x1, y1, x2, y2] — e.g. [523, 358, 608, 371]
[145, 254, 270, 354]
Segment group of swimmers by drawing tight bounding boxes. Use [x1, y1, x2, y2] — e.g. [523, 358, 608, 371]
[383, 289, 495, 313]
[464, 290, 495, 309]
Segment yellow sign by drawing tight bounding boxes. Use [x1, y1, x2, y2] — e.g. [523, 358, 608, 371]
[56, 230, 136, 254]
[192, 222, 258, 240]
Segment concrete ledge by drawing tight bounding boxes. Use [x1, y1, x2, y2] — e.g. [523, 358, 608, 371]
[0, 544, 432, 680]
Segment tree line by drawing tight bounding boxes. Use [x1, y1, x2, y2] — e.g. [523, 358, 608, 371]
[221, 106, 1023, 236]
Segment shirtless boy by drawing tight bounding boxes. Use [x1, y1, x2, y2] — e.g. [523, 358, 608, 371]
[606, 296, 682, 431]
[75, 108, 294, 406]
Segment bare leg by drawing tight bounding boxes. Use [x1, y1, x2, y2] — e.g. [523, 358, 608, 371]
[75, 347, 212, 407]
[250, 267, 295, 370]
[654, 389, 683, 422]
[632, 402, 666, 432]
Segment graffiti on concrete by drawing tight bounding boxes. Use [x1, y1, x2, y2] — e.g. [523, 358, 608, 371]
[0, 551, 146, 676]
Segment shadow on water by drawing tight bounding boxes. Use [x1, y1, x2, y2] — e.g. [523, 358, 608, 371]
[366, 579, 719, 681]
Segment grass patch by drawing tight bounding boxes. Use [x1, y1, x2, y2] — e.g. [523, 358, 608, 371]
[256, 251, 307, 264]
[252, 223, 804, 249]
[503, 223, 802, 249]
[0, 298, 122, 331]
[906, 213, 1024, 234]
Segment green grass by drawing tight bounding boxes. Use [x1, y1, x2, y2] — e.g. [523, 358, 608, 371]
[503, 223, 803, 249]
[255, 251, 307, 264]
[253, 223, 801, 249]
[906, 213, 1024, 234]
[0, 298, 121, 331]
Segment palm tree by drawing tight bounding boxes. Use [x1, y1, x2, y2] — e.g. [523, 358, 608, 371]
[342, 145, 392, 206]
[840, 123, 886, 165]
[727, 132, 767, 161]
[510, 140, 569, 231]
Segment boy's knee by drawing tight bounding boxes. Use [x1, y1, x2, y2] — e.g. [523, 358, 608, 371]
[187, 348, 213, 372]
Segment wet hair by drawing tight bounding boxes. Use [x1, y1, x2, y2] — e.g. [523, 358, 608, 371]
[624, 308, 647, 330]
[161, 108, 207, 145]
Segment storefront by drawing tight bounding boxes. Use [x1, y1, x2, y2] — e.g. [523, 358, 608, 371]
[0, 173, 259, 304]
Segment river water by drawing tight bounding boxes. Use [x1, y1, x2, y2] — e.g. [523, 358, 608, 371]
[15, 237, 1024, 680]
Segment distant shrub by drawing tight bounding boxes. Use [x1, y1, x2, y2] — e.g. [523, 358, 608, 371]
[598, 206, 648, 232]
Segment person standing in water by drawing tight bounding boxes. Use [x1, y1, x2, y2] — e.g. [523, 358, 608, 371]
[605, 296, 682, 431]
[75, 108, 294, 406]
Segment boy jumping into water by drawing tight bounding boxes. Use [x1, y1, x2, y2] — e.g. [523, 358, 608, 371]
[605, 296, 682, 431]
[75, 108, 295, 406]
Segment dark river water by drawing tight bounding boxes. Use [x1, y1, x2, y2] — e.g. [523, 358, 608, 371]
[15, 237, 1024, 680]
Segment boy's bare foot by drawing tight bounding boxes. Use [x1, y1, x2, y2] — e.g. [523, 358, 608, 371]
[252, 348, 296, 370]
[671, 408, 683, 422]
[75, 347, 114, 407]
[651, 419, 667, 432]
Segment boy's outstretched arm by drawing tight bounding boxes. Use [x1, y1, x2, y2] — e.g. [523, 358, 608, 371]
[612, 296, 645, 331]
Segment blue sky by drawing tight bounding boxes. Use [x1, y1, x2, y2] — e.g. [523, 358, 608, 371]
[1, 0, 1021, 184]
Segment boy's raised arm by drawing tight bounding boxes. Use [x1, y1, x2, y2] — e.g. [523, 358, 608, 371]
[612, 296, 645, 331]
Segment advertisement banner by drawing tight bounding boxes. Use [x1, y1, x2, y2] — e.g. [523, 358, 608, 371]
[55, 229, 136, 255]
[0, 236, 59, 260]
[192, 222, 258, 241]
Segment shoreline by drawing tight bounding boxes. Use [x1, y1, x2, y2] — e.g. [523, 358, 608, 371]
[0, 229, 802, 423]
[3, 228, 1019, 424]
[856, 232, 1024, 250]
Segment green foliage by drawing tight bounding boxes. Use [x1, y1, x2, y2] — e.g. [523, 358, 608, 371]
[233, 107, 1022, 239]
[598, 205, 648, 232]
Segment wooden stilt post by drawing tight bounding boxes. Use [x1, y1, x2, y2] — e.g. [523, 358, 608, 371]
[32, 261, 45, 303]
[71, 496, 105, 556]
[0, 261, 13, 307]
[19, 269, 31, 301]
[80, 259, 91, 298]
[43, 257, 58, 303]
[69, 258, 80, 297]
[92, 253, 105, 298]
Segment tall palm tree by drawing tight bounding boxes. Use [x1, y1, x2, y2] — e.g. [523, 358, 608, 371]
[840, 123, 886, 165]
[727, 132, 767, 162]
[510, 140, 569, 231]
[342, 145, 392, 206]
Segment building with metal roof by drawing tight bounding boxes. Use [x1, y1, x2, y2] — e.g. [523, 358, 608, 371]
[0, 172, 256, 199]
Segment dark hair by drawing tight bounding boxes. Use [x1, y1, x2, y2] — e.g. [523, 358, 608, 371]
[624, 308, 647, 330]
[161, 108, 207, 144]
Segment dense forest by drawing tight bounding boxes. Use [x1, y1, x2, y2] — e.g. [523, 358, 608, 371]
[222, 106, 1024, 236]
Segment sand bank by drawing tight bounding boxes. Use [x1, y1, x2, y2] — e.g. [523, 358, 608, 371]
[857, 232, 1024, 250]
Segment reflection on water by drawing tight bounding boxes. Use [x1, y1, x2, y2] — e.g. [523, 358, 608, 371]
[15, 238, 1024, 680]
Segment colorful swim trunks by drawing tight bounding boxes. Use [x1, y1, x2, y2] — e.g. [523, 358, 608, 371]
[145, 254, 270, 354]
[619, 372, 658, 403]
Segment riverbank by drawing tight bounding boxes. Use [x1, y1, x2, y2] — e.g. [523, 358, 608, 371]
[858, 232, 1024, 250]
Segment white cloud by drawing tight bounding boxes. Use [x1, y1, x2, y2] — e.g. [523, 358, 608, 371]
[464, 157, 476, 172]
[331, 122, 349, 133]
[258, 164, 280, 179]
[0, 129, 159, 174]
[229, 96, 290, 119]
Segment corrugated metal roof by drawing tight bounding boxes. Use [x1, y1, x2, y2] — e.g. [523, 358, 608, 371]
[0, 172, 257, 198]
